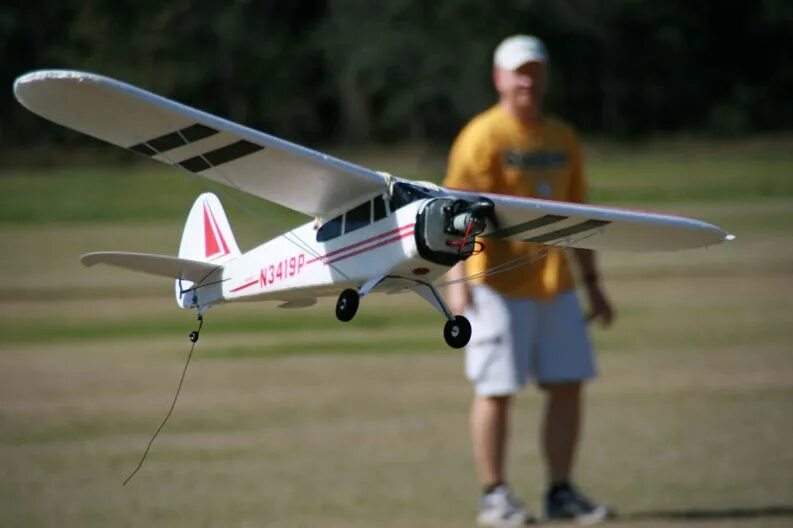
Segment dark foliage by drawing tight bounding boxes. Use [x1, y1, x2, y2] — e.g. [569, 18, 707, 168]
[3, 0, 792, 148]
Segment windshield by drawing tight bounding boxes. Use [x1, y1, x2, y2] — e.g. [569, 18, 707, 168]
[389, 182, 431, 211]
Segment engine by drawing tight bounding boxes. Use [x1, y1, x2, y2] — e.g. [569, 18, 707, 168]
[414, 197, 494, 266]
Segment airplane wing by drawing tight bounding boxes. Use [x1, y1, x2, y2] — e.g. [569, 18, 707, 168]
[14, 70, 388, 217]
[447, 188, 731, 251]
[81, 252, 222, 282]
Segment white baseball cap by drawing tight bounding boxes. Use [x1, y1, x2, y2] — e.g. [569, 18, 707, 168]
[494, 35, 548, 70]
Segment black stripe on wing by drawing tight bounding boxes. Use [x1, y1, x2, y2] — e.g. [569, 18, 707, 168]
[129, 124, 218, 156]
[486, 214, 568, 239]
[523, 219, 611, 243]
[177, 140, 264, 173]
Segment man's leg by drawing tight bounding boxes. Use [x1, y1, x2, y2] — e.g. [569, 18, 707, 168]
[470, 394, 512, 487]
[536, 292, 609, 522]
[464, 286, 533, 525]
[471, 392, 531, 526]
[540, 382, 608, 525]
[541, 381, 582, 484]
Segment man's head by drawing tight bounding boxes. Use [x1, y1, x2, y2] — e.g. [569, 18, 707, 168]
[493, 35, 548, 122]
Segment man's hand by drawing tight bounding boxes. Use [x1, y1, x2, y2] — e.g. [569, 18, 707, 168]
[446, 262, 472, 314]
[573, 248, 614, 328]
[449, 282, 473, 315]
[584, 281, 614, 328]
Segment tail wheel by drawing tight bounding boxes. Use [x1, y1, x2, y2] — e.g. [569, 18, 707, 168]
[443, 315, 471, 348]
[335, 289, 360, 322]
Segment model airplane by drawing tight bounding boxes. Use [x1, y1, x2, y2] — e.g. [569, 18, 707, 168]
[14, 70, 732, 348]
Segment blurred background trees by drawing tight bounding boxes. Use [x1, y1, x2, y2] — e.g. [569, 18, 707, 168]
[2, 0, 792, 150]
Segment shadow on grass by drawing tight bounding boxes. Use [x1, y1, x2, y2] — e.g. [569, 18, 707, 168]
[618, 504, 793, 522]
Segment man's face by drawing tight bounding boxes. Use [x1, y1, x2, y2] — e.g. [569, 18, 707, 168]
[494, 61, 547, 114]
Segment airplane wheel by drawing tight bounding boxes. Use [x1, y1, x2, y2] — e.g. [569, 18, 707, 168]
[335, 288, 359, 322]
[443, 315, 471, 349]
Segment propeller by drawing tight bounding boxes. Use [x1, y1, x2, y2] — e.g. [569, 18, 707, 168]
[444, 197, 499, 257]
[446, 197, 499, 235]
[470, 197, 499, 232]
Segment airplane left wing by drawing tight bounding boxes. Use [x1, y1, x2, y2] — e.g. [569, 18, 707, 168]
[447, 188, 731, 251]
[14, 70, 388, 217]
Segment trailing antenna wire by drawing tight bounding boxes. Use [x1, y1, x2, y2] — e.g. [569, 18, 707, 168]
[123, 316, 203, 485]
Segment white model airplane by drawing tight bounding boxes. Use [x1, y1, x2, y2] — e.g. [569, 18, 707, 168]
[14, 70, 732, 348]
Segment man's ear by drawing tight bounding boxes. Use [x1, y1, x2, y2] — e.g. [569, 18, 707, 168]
[492, 67, 503, 92]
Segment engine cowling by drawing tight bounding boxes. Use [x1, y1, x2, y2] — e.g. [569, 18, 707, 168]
[414, 197, 494, 266]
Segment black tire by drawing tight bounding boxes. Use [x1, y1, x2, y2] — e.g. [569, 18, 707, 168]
[335, 288, 360, 322]
[443, 315, 471, 348]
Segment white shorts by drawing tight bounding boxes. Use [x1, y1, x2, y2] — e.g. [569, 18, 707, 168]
[464, 285, 596, 396]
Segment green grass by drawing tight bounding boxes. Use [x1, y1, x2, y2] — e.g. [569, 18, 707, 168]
[0, 165, 305, 227]
[588, 155, 793, 203]
[208, 337, 442, 359]
[0, 311, 431, 345]
[3, 139, 793, 225]
[1, 140, 792, 527]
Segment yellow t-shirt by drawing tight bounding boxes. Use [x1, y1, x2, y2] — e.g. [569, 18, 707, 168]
[443, 105, 586, 299]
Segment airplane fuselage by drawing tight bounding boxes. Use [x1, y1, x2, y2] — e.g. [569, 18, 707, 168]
[217, 199, 453, 306]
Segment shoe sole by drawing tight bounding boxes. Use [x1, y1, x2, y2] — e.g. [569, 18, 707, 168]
[477, 512, 535, 527]
[542, 504, 610, 525]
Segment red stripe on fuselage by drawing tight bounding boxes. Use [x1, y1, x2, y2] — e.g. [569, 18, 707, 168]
[322, 229, 414, 265]
[230, 279, 258, 293]
[228, 224, 416, 294]
[307, 223, 415, 265]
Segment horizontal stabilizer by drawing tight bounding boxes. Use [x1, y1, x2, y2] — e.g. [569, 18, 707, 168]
[81, 252, 223, 282]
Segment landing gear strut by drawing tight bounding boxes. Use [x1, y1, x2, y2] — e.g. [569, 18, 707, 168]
[443, 315, 471, 348]
[335, 277, 472, 349]
[335, 288, 359, 322]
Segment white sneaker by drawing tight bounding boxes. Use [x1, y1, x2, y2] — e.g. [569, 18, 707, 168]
[477, 484, 534, 527]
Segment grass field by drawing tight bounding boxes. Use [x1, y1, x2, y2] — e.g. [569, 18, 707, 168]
[1, 140, 792, 527]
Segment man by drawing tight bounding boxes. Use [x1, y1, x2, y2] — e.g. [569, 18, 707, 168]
[444, 35, 614, 526]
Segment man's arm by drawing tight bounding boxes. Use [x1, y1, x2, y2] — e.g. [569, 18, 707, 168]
[573, 248, 614, 328]
[566, 129, 613, 327]
[442, 126, 490, 316]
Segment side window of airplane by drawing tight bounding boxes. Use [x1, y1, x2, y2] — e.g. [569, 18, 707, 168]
[373, 195, 387, 221]
[344, 200, 371, 234]
[317, 214, 343, 242]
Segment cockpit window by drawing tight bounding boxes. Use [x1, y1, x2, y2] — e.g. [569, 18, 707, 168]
[317, 192, 395, 242]
[389, 182, 431, 211]
[344, 200, 371, 234]
[317, 214, 343, 242]
[373, 195, 387, 221]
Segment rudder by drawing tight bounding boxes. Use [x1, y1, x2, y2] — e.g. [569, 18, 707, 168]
[175, 193, 240, 308]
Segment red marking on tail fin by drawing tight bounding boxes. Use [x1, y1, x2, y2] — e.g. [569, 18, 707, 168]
[203, 204, 223, 258]
[208, 205, 231, 255]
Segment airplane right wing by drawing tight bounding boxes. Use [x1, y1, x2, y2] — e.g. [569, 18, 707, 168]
[14, 70, 388, 218]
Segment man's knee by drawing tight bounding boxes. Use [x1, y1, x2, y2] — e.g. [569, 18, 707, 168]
[539, 380, 582, 401]
[474, 393, 512, 407]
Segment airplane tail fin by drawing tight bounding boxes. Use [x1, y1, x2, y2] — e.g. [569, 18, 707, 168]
[175, 193, 240, 308]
